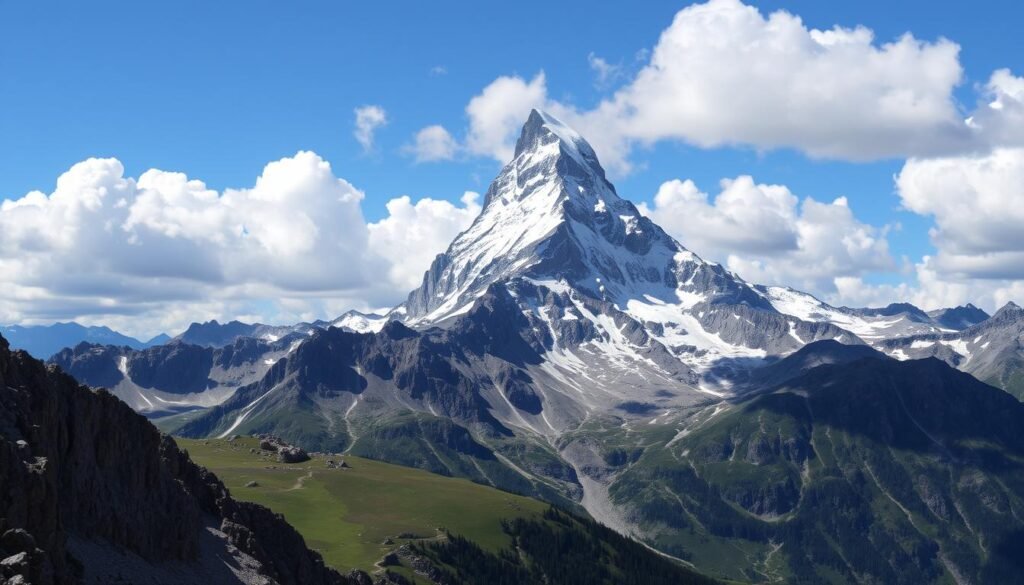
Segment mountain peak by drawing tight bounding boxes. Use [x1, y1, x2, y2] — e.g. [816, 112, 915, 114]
[511, 109, 603, 177]
[995, 301, 1023, 316]
[515, 110, 579, 154]
[399, 111, 767, 326]
[986, 301, 1024, 326]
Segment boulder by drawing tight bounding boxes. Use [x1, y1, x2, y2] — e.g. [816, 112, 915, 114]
[278, 446, 310, 464]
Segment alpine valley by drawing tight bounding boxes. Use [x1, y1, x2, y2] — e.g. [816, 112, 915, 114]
[10, 112, 1024, 584]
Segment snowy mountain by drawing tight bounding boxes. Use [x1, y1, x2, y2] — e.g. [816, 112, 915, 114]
[398, 110, 852, 394]
[331, 310, 387, 334]
[759, 286, 988, 342]
[401, 110, 767, 324]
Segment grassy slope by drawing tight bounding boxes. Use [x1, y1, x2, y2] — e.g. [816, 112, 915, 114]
[179, 436, 548, 574]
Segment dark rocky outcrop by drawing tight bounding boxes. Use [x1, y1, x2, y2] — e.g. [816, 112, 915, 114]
[48, 343, 125, 389]
[176, 320, 262, 348]
[278, 447, 310, 464]
[215, 336, 273, 369]
[256, 435, 310, 464]
[127, 341, 215, 394]
[927, 303, 990, 331]
[0, 333, 356, 585]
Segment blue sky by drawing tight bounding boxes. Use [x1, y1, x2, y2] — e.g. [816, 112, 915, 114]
[2, 0, 1023, 335]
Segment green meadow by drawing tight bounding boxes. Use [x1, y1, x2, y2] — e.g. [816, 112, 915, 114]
[178, 436, 547, 574]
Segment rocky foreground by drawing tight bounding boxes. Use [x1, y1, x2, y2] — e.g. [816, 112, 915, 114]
[0, 333, 363, 585]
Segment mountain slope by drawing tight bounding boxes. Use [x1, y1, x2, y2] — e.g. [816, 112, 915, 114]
[0, 322, 167, 360]
[182, 437, 720, 585]
[606, 344, 1024, 583]
[49, 335, 305, 416]
[881, 302, 1024, 399]
[0, 333, 355, 585]
[170, 311, 584, 506]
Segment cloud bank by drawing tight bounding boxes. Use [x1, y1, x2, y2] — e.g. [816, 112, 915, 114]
[639, 176, 894, 297]
[440, 0, 1022, 176]
[0, 153, 478, 337]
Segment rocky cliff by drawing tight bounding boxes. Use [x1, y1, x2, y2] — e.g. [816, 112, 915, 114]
[0, 333, 356, 585]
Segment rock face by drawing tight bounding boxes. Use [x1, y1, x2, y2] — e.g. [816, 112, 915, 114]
[0, 333, 353, 585]
[127, 341, 216, 394]
[49, 335, 297, 417]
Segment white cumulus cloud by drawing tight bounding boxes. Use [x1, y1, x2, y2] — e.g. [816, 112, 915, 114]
[406, 125, 458, 162]
[897, 148, 1024, 280]
[368, 191, 481, 290]
[0, 153, 482, 337]
[640, 176, 894, 296]
[456, 0, 1024, 174]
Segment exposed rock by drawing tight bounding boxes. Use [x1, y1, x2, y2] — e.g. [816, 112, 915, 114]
[0, 333, 359, 585]
[278, 447, 310, 464]
[379, 552, 399, 566]
[393, 544, 447, 583]
[325, 459, 349, 470]
[345, 570, 374, 585]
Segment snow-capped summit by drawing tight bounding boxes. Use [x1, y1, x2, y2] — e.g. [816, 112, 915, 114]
[400, 109, 763, 326]
[393, 110, 857, 401]
[331, 310, 387, 334]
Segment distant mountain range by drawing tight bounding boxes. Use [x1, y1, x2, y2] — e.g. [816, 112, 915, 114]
[23, 111, 1024, 583]
[0, 322, 170, 359]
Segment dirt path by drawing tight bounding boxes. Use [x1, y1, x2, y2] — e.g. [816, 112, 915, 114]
[286, 470, 313, 491]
